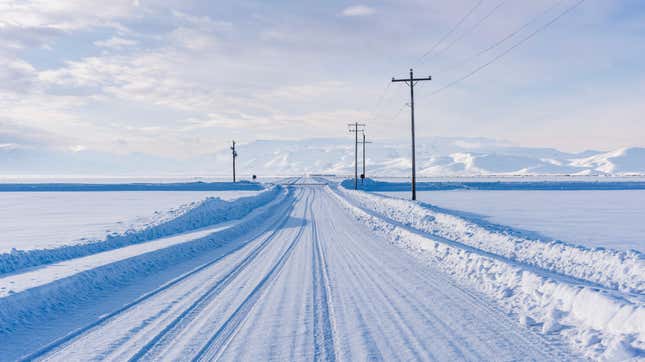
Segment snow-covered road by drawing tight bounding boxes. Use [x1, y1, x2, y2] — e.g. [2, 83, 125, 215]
[17, 185, 572, 361]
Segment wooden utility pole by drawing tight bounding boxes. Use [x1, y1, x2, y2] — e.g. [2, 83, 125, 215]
[359, 133, 372, 183]
[231, 140, 238, 183]
[348, 122, 365, 190]
[392, 68, 431, 200]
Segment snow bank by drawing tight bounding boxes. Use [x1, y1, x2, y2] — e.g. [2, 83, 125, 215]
[341, 178, 645, 191]
[329, 187, 645, 360]
[0, 186, 281, 275]
[337, 187, 644, 294]
[0, 187, 293, 334]
[0, 181, 264, 192]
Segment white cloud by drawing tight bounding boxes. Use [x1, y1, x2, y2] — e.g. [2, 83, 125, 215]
[169, 27, 217, 50]
[0, 57, 38, 91]
[0, 143, 20, 150]
[340, 5, 375, 17]
[94, 36, 137, 49]
[0, 1, 138, 30]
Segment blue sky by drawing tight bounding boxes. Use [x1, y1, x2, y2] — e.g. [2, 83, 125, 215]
[1, 0, 644, 158]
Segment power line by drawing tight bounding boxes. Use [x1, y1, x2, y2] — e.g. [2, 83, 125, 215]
[440, 0, 567, 74]
[371, 1, 495, 122]
[392, 103, 408, 120]
[417, 0, 484, 66]
[366, 81, 392, 121]
[431, 0, 509, 61]
[427, 0, 586, 98]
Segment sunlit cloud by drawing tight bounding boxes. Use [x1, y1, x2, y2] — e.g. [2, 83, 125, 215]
[340, 5, 376, 17]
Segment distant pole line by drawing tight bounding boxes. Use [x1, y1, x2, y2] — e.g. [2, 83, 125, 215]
[359, 132, 372, 183]
[348, 122, 366, 190]
[392, 69, 431, 201]
[231, 140, 238, 183]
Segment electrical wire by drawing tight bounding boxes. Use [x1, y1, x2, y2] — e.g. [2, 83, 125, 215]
[431, 0, 509, 61]
[366, 82, 393, 121]
[416, 0, 484, 66]
[427, 0, 586, 98]
[440, 0, 567, 74]
[378, 1, 486, 122]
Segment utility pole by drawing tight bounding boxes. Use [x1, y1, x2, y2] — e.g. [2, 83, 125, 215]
[348, 122, 365, 190]
[392, 68, 431, 201]
[231, 140, 238, 183]
[359, 133, 372, 183]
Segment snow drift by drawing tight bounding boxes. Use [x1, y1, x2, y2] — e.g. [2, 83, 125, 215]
[329, 186, 644, 360]
[0, 181, 264, 192]
[336, 186, 644, 294]
[0, 186, 279, 275]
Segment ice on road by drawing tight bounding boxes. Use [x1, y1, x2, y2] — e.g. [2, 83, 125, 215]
[24, 185, 569, 361]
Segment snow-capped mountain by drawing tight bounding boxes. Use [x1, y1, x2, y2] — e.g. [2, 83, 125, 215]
[210, 138, 645, 177]
[1, 137, 644, 176]
[569, 147, 645, 174]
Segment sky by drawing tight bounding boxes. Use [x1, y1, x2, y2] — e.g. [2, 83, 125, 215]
[1, 0, 644, 160]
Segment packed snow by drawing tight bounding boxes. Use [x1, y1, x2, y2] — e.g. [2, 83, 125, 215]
[378, 190, 645, 252]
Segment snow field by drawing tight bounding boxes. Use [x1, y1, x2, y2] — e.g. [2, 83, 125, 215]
[17, 186, 571, 361]
[403, 190, 645, 252]
[0, 186, 290, 335]
[330, 186, 644, 360]
[0, 187, 279, 275]
[338, 187, 643, 294]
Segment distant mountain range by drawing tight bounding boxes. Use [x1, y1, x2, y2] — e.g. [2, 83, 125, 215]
[1, 137, 644, 177]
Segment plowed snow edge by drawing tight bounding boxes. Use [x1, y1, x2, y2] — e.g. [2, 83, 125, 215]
[329, 186, 644, 361]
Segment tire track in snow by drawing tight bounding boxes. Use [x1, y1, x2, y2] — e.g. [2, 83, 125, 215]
[320, 186, 569, 360]
[321, 198, 426, 360]
[311, 189, 338, 362]
[126, 191, 307, 361]
[315, 194, 388, 360]
[21, 189, 298, 362]
[191, 192, 312, 361]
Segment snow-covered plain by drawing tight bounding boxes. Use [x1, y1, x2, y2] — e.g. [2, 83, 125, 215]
[1, 184, 574, 361]
[0, 178, 642, 361]
[379, 190, 645, 252]
[0, 191, 259, 253]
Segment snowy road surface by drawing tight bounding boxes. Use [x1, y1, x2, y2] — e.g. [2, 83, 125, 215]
[13, 184, 573, 361]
